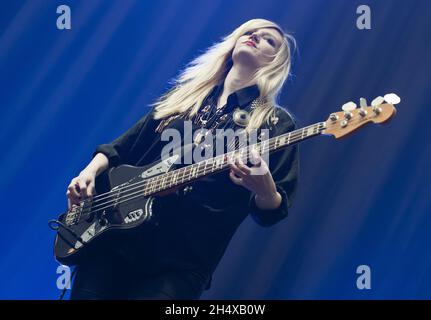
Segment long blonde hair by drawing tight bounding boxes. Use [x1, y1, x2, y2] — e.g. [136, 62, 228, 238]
[152, 18, 296, 131]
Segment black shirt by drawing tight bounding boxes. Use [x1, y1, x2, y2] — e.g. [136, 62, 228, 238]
[92, 83, 300, 290]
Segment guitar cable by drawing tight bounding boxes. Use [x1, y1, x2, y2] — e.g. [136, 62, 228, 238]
[48, 219, 85, 244]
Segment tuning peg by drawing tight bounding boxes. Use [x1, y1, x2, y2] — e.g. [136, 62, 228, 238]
[359, 108, 367, 117]
[342, 101, 357, 112]
[340, 119, 348, 128]
[384, 93, 401, 105]
[372, 105, 382, 115]
[344, 111, 353, 120]
[359, 98, 368, 108]
[371, 96, 385, 106]
[329, 113, 339, 122]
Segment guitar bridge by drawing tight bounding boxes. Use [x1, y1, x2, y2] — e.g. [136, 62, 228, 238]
[64, 203, 84, 226]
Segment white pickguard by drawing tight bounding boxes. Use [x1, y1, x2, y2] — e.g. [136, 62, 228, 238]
[140, 154, 179, 178]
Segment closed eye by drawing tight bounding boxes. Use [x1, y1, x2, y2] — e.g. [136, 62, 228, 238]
[266, 37, 275, 47]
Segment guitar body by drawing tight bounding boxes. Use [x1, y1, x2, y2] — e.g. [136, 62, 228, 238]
[53, 155, 179, 266]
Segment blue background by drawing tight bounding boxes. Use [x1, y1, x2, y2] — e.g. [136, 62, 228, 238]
[0, 0, 430, 299]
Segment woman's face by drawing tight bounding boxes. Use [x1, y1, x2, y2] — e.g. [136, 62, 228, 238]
[232, 27, 284, 69]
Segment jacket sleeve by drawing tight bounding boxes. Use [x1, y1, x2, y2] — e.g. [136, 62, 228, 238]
[248, 107, 300, 227]
[92, 108, 155, 168]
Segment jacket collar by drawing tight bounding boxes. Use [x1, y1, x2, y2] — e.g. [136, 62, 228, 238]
[207, 82, 260, 111]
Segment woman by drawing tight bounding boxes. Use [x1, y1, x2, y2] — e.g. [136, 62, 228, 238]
[66, 18, 299, 299]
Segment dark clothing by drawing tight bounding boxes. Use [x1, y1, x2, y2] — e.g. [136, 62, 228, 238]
[70, 250, 205, 300]
[72, 83, 300, 299]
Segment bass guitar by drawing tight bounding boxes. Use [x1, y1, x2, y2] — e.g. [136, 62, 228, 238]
[49, 94, 399, 266]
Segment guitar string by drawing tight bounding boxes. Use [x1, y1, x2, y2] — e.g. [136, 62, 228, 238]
[75, 123, 321, 213]
[72, 108, 377, 210]
[72, 142, 280, 221]
[137, 123, 325, 196]
[69, 139, 277, 221]
[68, 123, 324, 222]
[67, 123, 325, 222]
[74, 122, 322, 208]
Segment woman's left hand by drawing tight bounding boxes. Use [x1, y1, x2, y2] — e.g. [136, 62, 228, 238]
[228, 149, 282, 209]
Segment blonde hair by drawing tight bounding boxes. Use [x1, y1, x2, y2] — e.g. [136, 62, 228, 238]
[151, 18, 296, 131]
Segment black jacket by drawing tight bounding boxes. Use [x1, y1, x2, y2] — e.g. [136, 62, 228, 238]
[92, 84, 300, 290]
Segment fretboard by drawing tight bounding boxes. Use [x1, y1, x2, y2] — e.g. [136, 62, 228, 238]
[141, 122, 326, 196]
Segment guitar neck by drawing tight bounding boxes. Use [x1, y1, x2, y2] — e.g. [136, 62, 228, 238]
[142, 122, 326, 196]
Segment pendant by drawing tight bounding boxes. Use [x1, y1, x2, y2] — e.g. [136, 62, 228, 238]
[232, 108, 250, 127]
[270, 116, 279, 125]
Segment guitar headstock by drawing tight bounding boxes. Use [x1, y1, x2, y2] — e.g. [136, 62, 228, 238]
[322, 94, 399, 139]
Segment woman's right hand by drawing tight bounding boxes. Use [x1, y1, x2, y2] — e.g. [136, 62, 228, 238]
[66, 170, 96, 210]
